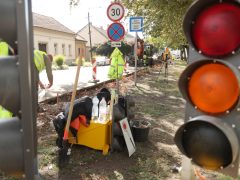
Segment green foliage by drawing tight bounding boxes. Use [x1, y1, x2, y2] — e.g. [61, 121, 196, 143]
[75, 57, 85, 66]
[54, 55, 65, 67]
[122, 0, 194, 48]
[95, 42, 132, 56]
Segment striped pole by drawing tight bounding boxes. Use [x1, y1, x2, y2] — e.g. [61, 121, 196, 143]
[92, 57, 97, 80]
[89, 57, 99, 83]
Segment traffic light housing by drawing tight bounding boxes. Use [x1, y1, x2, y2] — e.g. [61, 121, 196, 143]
[0, 0, 38, 178]
[175, 0, 240, 178]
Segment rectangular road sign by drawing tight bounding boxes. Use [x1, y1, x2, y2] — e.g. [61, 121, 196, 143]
[130, 17, 143, 32]
[111, 41, 122, 47]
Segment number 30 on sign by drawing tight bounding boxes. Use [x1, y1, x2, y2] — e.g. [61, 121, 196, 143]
[107, 2, 125, 22]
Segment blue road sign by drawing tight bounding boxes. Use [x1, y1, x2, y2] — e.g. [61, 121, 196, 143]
[130, 17, 143, 32]
[107, 22, 125, 42]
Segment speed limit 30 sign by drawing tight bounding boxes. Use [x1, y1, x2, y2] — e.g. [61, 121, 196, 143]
[107, 2, 125, 22]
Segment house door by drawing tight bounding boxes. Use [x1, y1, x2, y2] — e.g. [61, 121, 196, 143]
[38, 43, 47, 53]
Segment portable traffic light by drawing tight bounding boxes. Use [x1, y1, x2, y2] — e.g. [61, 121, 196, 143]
[175, 0, 240, 178]
[0, 0, 38, 179]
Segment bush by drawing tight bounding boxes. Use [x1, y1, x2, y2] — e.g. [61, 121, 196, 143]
[54, 55, 65, 67]
[75, 57, 86, 66]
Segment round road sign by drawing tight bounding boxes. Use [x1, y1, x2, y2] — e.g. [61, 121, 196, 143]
[107, 22, 125, 42]
[107, 2, 125, 22]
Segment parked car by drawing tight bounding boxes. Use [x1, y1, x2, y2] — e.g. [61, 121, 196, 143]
[96, 56, 110, 66]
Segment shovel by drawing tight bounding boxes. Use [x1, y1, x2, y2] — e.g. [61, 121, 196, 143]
[58, 57, 82, 167]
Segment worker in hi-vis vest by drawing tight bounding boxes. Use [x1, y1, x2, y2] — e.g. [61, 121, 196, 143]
[108, 48, 125, 79]
[34, 49, 53, 89]
[0, 41, 14, 118]
[163, 47, 172, 61]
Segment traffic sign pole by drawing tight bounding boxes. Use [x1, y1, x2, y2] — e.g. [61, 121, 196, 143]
[129, 17, 144, 86]
[134, 32, 137, 86]
[106, 2, 125, 92]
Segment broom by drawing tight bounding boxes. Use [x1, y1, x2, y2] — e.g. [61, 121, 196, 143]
[58, 56, 82, 167]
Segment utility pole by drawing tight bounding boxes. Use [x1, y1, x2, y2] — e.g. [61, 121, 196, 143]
[88, 11, 93, 62]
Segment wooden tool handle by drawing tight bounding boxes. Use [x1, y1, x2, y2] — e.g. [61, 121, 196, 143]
[63, 57, 82, 140]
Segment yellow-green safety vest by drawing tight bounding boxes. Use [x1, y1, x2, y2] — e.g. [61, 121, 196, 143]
[0, 42, 13, 118]
[0, 41, 8, 56]
[108, 48, 125, 79]
[0, 106, 12, 118]
[34, 50, 46, 72]
[108, 57, 125, 79]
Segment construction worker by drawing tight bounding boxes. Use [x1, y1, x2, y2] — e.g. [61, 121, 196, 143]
[34, 49, 53, 89]
[0, 40, 13, 118]
[163, 47, 172, 62]
[108, 48, 125, 79]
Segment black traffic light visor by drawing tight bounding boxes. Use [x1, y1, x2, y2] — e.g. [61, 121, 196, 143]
[174, 115, 239, 170]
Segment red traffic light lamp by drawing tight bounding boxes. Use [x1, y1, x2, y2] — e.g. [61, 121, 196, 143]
[192, 2, 240, 57]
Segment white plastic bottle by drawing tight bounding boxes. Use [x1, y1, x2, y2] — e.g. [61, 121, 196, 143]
[98, 97, 107, 122]
[92, 96, 99, 121]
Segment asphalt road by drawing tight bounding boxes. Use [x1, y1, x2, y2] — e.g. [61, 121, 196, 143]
[38, 65, 136, 102]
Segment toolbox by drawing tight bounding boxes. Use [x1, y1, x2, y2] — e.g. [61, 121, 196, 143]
[68, 120, 112, 155]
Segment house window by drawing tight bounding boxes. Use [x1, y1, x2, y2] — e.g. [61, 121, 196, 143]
[78, 48, 81, 56]
[38, 43, 47, 53]
[68, 44, 72, 56]
[62, 44, 65, 55]
[54, 43, 58, 55]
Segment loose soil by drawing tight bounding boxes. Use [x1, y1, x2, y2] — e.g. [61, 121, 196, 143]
[1, 61, 232, 180]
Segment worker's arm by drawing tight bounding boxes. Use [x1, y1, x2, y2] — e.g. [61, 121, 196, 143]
[43, 55, 53, 88]
[8, 45, 15, 55]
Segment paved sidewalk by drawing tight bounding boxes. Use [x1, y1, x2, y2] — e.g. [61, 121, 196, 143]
[38, 66, 138, 102]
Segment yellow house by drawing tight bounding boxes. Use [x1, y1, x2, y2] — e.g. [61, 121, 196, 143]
[75, 34, 87, 61]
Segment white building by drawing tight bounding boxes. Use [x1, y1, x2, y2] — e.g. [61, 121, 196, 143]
[33, 13, 76, 64]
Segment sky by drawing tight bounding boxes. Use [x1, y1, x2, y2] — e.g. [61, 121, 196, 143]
[31, 0, 131, 33]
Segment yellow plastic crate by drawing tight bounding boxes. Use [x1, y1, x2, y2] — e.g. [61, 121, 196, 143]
[68, 120, 112, 155]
